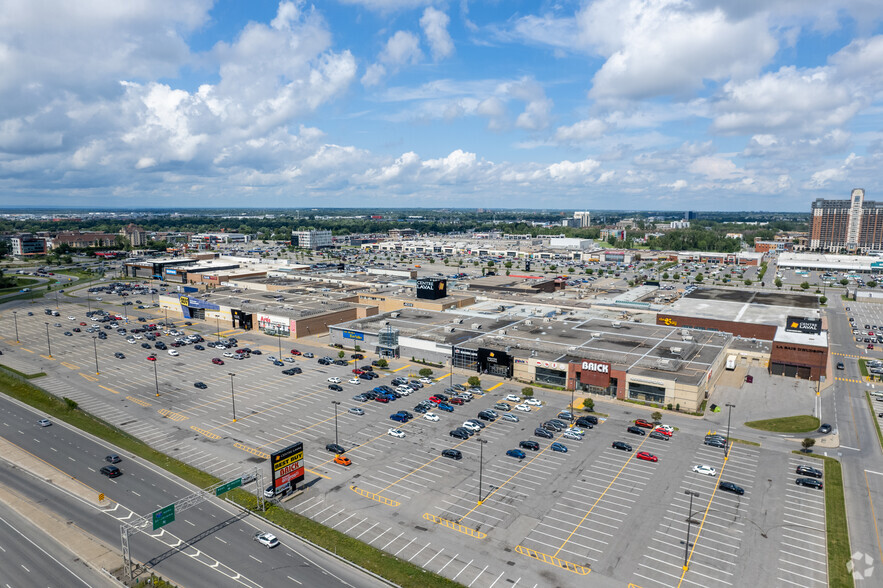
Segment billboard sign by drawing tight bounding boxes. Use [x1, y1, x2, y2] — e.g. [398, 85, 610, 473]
[271, 441, 304, 490]
[785, 316, 822, 335]
[581, 361, 610, 374]
[165, 269, 177, 275]
[575, 359, 612, 388]
[416, 278, 447, 300]
[258, 313, 290, 336]
[342, 330, 364, 341]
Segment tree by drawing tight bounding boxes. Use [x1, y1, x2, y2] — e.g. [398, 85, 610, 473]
[801, 438, 816, 453]
[582, 398, 594, 411]
[376, 358, 388, 368]
[840, 278, 849, 286]
[800, 281, 810, 290]
[673, 273, 680, 280]
[504, 261, 512, 269]
[775, 277, 782, 288]
[744, 279, 752, 286]
[338, 350, 345, 359]
[487, 260, 495, 267]
[651, 411, 663, 422]
[694, 273, 703, 282]
[418, 368, 433, 377]
[521, 387, 534, 397]
[870, 281, 878, 288]
[819, 296, 828, 304]
[662, 272, 669, 280]
[467, 376, 481, 387]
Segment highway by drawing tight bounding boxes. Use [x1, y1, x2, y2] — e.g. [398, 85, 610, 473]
[0, 393, 390, 588]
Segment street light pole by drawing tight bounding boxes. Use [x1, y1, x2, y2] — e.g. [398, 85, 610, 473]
[684, 490, 699, 570]
[86, 288, 91, 313]
[44, 322, 52, 358]
[153, 358, 159, 396]
[92, 336, 99, 375]
[216, 316, 221, 343]
[725, 403, 735, 459]
[332, 401, 341, 446]
[55, 289, 59, 309]
[12, 311, 19, 343]
[229, 372, 237, 421]
[477, 438, 487, 504]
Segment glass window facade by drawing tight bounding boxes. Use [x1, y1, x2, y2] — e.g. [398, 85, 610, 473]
[535, 366, 567, 387]
[628, 382, 666, 403]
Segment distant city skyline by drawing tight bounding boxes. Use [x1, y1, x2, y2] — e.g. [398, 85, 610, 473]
[2, 1, 882, 210]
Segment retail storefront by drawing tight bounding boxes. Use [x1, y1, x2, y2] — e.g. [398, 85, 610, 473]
[567, 360, 621, 397]
[477, 347, 512, 378]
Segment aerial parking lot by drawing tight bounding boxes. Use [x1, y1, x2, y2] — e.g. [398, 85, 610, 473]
[0, 292, 831, 587]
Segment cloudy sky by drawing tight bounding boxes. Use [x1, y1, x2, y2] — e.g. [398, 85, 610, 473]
[2, 0, 883, 211]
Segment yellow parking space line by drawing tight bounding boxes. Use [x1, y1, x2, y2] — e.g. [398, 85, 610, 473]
[217, 328, 243, 336]
[351, 486, 401, 506]
[306, 468, 330, 480]
[677, 453, 731, 582]
[158, 408, 188, 422]
[125, 395, 151, 407]
[79, 373, 98, 382]
[61, 361, 79, 370]
[392, 364, 412, 372]
[434, 373, 452, 382]
[99, 384, 119, 394]
[204, 385, 335, 436]
[514, 545, 590, 575]
[234, 442, 270, 460]
[486, 382, 503, 391]
[40, 355, 55, 361]
[550, 434, 650, 559]
[423, 513, 486, 539]
[190, 426, 220, 440]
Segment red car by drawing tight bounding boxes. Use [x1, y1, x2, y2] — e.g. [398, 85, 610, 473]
[147, 355, 156, 361]
[79, 322, 87, 326]
[290, 349, 301, 355]
[635, 419, 654, 429]
[374, 396, 389, 403]
[428, 396, 443, 404]
[653, 427, 673, 437]
[449, 397, 464, 405]
[352, 369, 364, 375]
[212, 358, 224, 365]
[636, 451, 658, 462]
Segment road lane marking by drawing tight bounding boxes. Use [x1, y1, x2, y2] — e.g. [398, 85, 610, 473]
[99, 385, 119, 394]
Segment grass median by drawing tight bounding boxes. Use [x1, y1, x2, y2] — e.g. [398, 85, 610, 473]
[791, 451, 853, 588]
[866, 392, 883, 452]
[745, 415, 820, 433]
[0, 366, 464, 587]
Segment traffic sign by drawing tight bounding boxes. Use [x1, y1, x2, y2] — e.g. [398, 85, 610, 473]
[215, 478, 243, 496]
[152, 504, 175, 530]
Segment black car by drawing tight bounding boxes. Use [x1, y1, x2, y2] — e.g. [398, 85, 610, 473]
[352, 353, 364, 360]
[519, 440, 540, 451]
[100, 465, 122, 478]
[333, 359, 348, 366]
[796, 465, 823, 478]
[325, 443, 346, 454]
[328, 384, 343, 391]
[251, 349, 262, 355]
[450, 429, 469, 440]
[705, 438, 727, 448]
[718, 481, 745, 495]
[612, 441, 632, 451]
[105, 454, 122, 464]
[194, 344, 204, 350]
[114, 352, 125, 359]
[818, 423, 832, 434]
[649, 431, 669, 441]
[534, 428, 554, 439]
[796, 477, 823, 489]
[575, 417, 596, 428]
[441, 449, 462, 460]
[626, 425, 646, 436]
[413, 404, 429, 414]
[477, 410, 496, 421]
[141, 343, 151, 349]
[282, 368, 297, 375]
[194, 382, 207, 389]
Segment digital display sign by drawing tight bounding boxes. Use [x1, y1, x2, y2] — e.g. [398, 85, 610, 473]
[271, 441, 304, 490]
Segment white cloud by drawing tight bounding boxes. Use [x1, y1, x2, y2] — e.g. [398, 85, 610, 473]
[476, 97, 507, 131]
[420, 7, 454, 61]
[381, 31, 423, 65]
[548, 158, 601, 182]
[665, 179, 688, 190]
[499, 78, 553, 131]
[807, 153, 859, 188]
[361, 63, 387, 87]
[687, 155, 743, 180]
[580, 0, 777, 100]
[554, 119, 607, 143]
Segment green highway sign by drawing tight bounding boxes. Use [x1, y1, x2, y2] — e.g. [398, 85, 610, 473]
[152, 504, 175, 530]
[215, 478, 243, 496]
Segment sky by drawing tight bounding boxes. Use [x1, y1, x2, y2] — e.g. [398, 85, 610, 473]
[2, 1, 883, 211]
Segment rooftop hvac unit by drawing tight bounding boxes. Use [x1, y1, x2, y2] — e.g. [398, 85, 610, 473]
[680, 329, 691, 336]
[457, 319, 464, 324]
[499, 330, 506, 335]
[612, 321, 622, 328]
[390, 312, 400, 318]
[471, 323, 482, 329]
[383, 321, 390, 326]
[445, 326, 456, 333]
[543, 317, 552, 323]
[682, 335, 694, 342]
[591, 332, 601, 338]
[568, 346, 578, 352]
[670, 347, 683, 355]
[525, 320, 533, 326]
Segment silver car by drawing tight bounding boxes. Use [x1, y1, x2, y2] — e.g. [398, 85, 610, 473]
[349, 407, 365, 415]
[502, 413, 519, 422]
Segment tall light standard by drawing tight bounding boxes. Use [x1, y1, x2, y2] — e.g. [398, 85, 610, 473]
[55, 289, 59, 309]
[44, 322, 52, 358]
[86, 287, 91, 313]
[92, 336, 99, 375]
[277, 332, 282, 359]
[331, 400, 341, 446]
[12, 311, 19, 343]
[229, 372, 237, 421]
[216, 316, 221, 343]
[153, 357, 160, 396]
[477, 438, 488, 504]
[683, 490, 699, 570]
[725, 402, 736, 459]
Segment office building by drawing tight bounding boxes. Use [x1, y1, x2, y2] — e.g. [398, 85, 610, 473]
[573, 211, 591, 227]
[292, 229, 332, 249]
[9, 233, 47, 256]
[811, 189, 883, 253]
[120, 223, 148, 247]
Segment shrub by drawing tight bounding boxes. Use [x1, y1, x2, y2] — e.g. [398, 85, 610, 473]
[418, 368, 433, 377]
[375, 359, 388, 368]
[521, 387, 534, 397]
[338, 350, 345, 359]
[651, 411, 662, 421]
[582, 398, 594, 411]
[63, 397, 78, 410]
[467, 376, 481, 387]
[666, 403, 673, 411]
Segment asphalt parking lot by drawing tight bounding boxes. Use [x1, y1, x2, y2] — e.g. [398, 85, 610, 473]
[0, 292, 831, 587]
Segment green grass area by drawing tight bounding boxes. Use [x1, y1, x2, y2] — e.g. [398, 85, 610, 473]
[865, 392, 883, 452]
[791, 452, 853, 588]
[729, 437, 761, 447]
[0, 366, 465, 587]
[859, 359, 870, 378]
[745, 415, 820, 433]
[0, 277, 39, 293]
[0, 365, 45, 379]
[0, 290, 48, 303]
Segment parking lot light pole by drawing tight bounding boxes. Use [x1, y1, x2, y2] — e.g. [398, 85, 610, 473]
[332, 401, 341, 446]
[725, 403, 735, 459]
[683, 490, 699, 570]
[153, 358, 159, 397]
[44, 322, 52, 358]
[477, 438, 488, 504]
[92, 336, 99, 375]
[229, 372, 237, 421]
[86, 289, 91, 313]
[12, 311, 19, 343]
[216, 316, 221, 343]
[55, 289, 59, 309]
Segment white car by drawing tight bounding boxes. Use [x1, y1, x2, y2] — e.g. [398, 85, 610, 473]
[349, 378, 361, 385]
[223, 352, 235, 358]
[398, 388, 413, 396]
[328, 377, 342, 383]
[524, 398, 542, 406]
[126, 338, 136, 344]
[656, 424, 674, 433]
[515, 404, 532, 412]
[419, 377, 433, 384]
[504, 394, 521, 402]
[462, 421, 481, 432]
[168, 349, 180, 356]
[68, 316, 76, 320]
[423, 413, 440, 422]
[253, 532, 280, 548]
[388, 428, 405, 438]
[692, 464, 717, 476]
[133, 334, 143, 339]
[562, 431, 583, 440]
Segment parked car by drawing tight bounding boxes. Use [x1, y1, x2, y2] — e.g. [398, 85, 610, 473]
[325, 443, 345, 454]
[796, 478, 823, 489]
[796, 465, 823, 478]
[636, 451, 657, 462]
[692, 464, 717, 476]
[612, 441, 632, 451]
[718, 481, 744, 495]
[441, 449, 462, 460]
[519, 440, 540, 451]
[506, 449, 526, 459]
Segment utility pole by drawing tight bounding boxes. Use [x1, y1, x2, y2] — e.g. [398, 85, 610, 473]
[683, 490, 699, 570]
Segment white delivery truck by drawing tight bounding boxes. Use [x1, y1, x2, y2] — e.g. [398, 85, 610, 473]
[725, 355, 737, 370]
